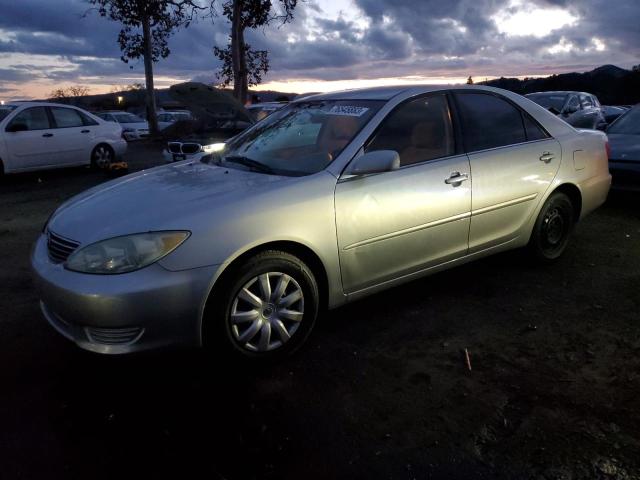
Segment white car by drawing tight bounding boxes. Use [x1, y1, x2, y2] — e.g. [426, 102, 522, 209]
[96, 111, 149, 141]
[157, 110, 193, 130]
[0, 102, 127, 175]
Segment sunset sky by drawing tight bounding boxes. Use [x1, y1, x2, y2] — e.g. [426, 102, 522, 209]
[1, 0, 639, 100]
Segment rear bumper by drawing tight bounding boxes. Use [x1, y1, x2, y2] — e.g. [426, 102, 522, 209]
[111, 139, 128, 159]
[579, 172, 611, 219]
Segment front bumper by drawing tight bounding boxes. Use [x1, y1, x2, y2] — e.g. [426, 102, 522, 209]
[31, 234, 218, 354]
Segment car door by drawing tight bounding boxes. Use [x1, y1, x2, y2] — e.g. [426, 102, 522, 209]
[453, 92, 561, 252]
[3, 106, 57, 170]
[49, 107, 94, 165]
[335, 93, 472, 294]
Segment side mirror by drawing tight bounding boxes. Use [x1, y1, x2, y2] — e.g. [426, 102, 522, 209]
[6, 122, 28, 133]
[348, 150, 400, 176]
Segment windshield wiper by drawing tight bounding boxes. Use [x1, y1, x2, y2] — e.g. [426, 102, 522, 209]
[223, 155, 274, 174]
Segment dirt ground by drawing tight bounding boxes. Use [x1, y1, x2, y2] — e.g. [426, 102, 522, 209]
[1, 142, 639, 479]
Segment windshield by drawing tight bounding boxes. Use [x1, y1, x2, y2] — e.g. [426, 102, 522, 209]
[608, 107, 640, 135]
[0, 105, 17, 121]
[114, 113, 145, 123]
[527, 93, 567, 112]
[217, 100, 384, 176]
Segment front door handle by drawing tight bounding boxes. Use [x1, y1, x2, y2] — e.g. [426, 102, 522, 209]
[444, 172, 469, 185]
[539, 152, 555, 163]
[81, 129, 90, 133]
[42, 133, 54, 137]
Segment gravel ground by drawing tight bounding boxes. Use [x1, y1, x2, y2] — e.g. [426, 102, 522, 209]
[1, 142, 639, 479]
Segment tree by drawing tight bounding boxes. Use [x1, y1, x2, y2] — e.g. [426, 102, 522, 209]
[48, 85, 91, 100]
[213, 0, 297, 104]
[466, 76, 474, 85]
[88, 0, 203, 134]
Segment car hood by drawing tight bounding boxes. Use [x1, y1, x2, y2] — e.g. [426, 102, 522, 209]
[49, 161, 293, 245]
[608, 133, 640, 162]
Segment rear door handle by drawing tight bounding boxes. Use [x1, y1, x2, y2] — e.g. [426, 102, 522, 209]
[42, 133, 54, 137]
[444, 172, 469, 185]
[81, 129, 90, 133]
[539, 152, 555, 163]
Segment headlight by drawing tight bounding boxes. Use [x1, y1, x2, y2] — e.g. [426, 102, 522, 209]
[202, 142, 225, 153]
[65, 231, 190, 274]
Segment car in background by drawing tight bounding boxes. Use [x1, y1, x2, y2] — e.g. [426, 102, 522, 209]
[601, 105, 629, 124]
[526, 91, 607, 130]
[33, 85, 610, 358]
[162, 120, 254, 163]
[157, 110, 193, 130]
[246, 102, 287, 122]
[606, 105, 640, 191]
[96, 111, 149, 141]
[0, 102, 126, 175]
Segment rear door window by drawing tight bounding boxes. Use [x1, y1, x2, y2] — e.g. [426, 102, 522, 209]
[7, 107, 51, 131]
[454, 93, 527, 152]
[51, 107, 85, 128]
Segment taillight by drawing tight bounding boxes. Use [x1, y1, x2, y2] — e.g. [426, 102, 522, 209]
[605, 140, 611, 160]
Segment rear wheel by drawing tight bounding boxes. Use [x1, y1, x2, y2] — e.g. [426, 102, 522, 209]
[528, 192, 575, 262]
[205, 250, 319, 360]
[91, 144, 115, 170]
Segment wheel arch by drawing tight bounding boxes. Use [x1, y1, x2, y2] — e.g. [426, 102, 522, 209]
[553, 182, 582, 222]
[200, 240, 331, 342]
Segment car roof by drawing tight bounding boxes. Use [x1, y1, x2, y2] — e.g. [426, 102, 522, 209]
[4, 101, 88, 108]
[294, 84, 527, 102]
[526, 91, 595, 97]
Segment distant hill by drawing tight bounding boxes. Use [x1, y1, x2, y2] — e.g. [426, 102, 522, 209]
[480, 64, 640, 105]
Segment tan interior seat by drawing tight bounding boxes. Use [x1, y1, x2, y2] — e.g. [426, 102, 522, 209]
[318, 115, 360, 160]
[401, 121, 450, 165]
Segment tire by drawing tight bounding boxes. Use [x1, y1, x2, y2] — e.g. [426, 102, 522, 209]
[528, 192, 575, 262]
[91, 144, 115, 170]
[205, 250, 320, 360]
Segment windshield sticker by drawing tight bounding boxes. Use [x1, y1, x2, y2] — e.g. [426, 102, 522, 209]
[327, 105, 370, 117]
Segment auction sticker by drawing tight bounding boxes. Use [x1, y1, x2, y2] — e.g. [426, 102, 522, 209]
[327, 105, 370, 117]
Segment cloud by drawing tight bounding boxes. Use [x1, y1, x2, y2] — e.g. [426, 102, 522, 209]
[0, 0, 638, 98]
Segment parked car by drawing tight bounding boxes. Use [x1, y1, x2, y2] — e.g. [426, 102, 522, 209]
[96, 111, 149, 141]
[32, 85, 611, 359]
[246, 102, 287, 122]
[526, 91, 607, 130]
[0, 102, 126, 175]
[157, 110, 193, 130]
[606, 105, 640, 190]
[162, 120, 253, 163]
[601, 105, 629, 124]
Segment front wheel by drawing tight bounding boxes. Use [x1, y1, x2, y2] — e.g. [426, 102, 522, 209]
[206, 250, 319, 360]
[91, 144, 115, 170]
[528, 192, 575, 262]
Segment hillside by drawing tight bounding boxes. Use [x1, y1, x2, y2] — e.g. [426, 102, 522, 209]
[481, 64, 640, 105]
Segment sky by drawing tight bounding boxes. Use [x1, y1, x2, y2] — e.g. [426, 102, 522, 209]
[0, 0, 639, 100]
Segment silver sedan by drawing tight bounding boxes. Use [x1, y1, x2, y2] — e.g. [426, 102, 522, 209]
[32, 85, 611, 358]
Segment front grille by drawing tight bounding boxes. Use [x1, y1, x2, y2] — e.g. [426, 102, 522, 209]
[85, 326, 144, 345]
[47, 231, 80, 263]
[167, 142, 202, 155]
[181, 143, 201, 154]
